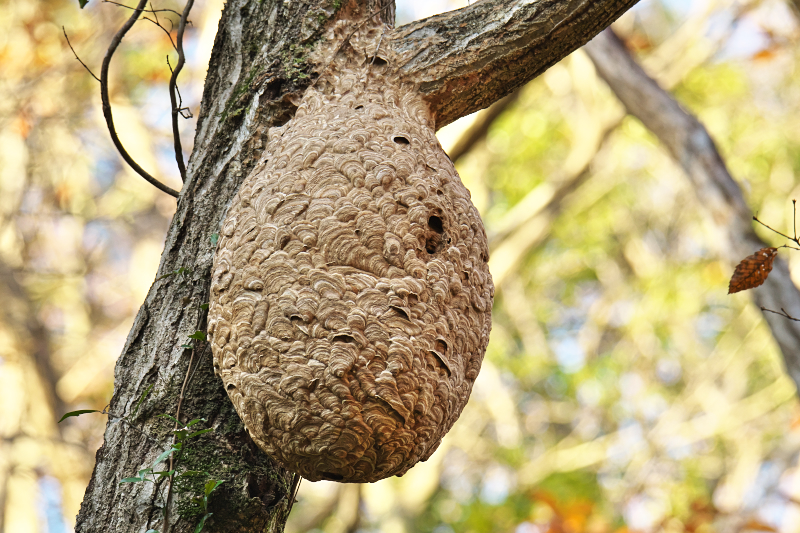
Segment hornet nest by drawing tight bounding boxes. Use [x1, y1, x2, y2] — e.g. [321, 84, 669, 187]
[208, 20, 494, 483]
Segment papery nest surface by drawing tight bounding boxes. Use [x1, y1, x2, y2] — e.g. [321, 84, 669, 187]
[208, 22, 494, 483]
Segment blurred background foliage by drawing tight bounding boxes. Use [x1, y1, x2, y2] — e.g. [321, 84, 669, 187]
[3, 0, 800, 531]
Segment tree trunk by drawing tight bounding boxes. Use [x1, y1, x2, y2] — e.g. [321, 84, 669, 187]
[75, 1, 640, 531]
[585, 29, 800, 390]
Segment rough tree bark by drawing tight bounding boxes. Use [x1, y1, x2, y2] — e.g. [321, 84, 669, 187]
[74, 1, 641, 531]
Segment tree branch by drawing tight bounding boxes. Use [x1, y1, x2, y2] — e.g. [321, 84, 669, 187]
[168, 0, 193, 182]
[585, 28, 800, 390]
[448, 91, 520, 164]
[0, 259, 65, 422]
[103, 0, 183, 17]
[100, 0, 180, 197]
[79, 0, 655, 529]
[488, 0, 745, 286]
[392, 0, 642, 129]
[62, 27, 101, 82]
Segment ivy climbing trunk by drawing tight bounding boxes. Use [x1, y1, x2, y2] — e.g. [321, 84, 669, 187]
[75, 0, 641, 531]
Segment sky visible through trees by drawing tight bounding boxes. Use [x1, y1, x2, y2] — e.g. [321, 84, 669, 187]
[3, 0, 800, 531]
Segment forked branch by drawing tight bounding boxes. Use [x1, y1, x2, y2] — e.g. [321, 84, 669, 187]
[100, 0, 180, 197]
[753, 201, 800, 251]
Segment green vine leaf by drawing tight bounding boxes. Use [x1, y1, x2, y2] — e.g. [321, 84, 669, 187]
[204, 479, 224, 497]
[187, 428, 213, 439]
[120, 468, 153, 484]
[156, 413, 181, 425]
[194, 513, 212, 533]
[131, 384, 154, 417]
[156, 267, 189, 282]
[78, 0, 89, 7]
[154, 446, 180, 465]
[58, 409, 100, 423]
[188, 330, 206, 341]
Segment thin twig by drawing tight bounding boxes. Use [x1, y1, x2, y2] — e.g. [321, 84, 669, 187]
[753, 201, 800, 318]
[183, 347, 203, 391]
[449, 91, 521, 164]
[142, 12, 180, 52]
[167, 57, 193, 117]
[370, 27, 386, 64]
[168, 0, 194, 182]
[103, 0, 182, 16]
[100, 406, 161, 444]
[753, 215, 798, 245]
[761, 307, 800, 322]
[163, 344, 197, 533]
[62, 27, 101, 82]
[286, 472, 302, 515]
[100, 0, 180, 197]
[752, 202, 800, 251]
[144, 1, 191, 55]
[150, 0, 159, 25]
[142, 17, 177, 49]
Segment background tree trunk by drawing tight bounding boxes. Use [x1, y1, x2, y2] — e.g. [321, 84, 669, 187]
[75, 1, 640, 531]
[585, 29, 800, 390]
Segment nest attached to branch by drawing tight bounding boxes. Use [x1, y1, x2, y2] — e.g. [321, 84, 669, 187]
[208, 20, 494, 483]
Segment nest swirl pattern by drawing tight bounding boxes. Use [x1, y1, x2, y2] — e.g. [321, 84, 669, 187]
[208, 26, 494, 483]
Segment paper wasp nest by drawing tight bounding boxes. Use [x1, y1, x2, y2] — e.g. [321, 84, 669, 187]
[208, 23, 493, 483]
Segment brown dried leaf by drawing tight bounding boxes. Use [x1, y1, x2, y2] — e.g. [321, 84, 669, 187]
[728, 247, 778, 294]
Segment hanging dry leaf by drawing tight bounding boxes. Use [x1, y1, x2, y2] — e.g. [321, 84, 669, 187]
[728, 247, 778, 294]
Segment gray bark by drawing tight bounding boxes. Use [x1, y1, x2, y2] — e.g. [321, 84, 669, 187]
[394, 0, 644, 128]
[75, 1, 641, 531]
[585, 29, 800, 390]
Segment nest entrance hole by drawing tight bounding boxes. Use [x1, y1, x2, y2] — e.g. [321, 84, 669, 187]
[431, 339, 451, 377]
[424, 216, 445, 254]
[393, 135, 410, 145]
